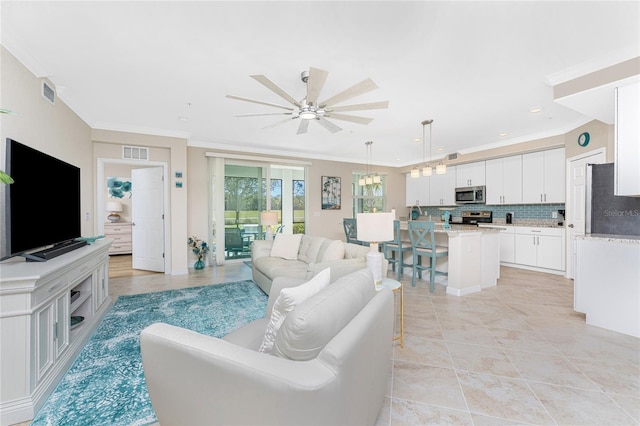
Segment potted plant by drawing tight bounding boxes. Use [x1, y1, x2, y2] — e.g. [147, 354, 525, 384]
[187, 236, 209, 270]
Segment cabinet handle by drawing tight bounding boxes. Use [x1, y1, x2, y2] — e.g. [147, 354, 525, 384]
[544, 194, 547, 202]
[533, 236, 536, 245]
[540, 194, 543, 202]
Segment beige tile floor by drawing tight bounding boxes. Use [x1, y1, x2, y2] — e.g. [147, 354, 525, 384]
[107, 260, 640, 426]
[14, 259, 632, 426]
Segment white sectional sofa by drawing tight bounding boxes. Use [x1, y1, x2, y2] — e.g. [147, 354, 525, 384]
[251, 234, 377, 294]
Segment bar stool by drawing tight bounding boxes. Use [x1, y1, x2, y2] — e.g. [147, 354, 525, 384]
[382, 220, 412, 281]
[407, 221, 448, 292]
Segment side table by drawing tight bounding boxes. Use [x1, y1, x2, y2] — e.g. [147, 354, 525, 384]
[376, 278, 404, 347]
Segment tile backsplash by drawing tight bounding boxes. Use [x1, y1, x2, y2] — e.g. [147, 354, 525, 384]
[404, 203, 565, 222]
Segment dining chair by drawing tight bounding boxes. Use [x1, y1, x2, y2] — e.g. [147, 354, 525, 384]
[407, 221, 448, 292]
[382, 220, 413, 281]
[342, 218, 360, 245]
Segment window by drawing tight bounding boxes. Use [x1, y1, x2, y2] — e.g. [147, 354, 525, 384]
[292, 180, 305, 234]
[352, 173, 386, 215]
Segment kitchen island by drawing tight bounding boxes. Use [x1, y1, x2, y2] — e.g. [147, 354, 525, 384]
[399, 221, 502, 296]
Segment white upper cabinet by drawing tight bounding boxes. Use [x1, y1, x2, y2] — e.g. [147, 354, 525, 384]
[428, 165, 457, 206]
[522, 148, 565, 204]
[485, 155, 522, 204]
[405, 173, 430, 206]
[456, 161, 486, 187]
[615, 80, 640, 196]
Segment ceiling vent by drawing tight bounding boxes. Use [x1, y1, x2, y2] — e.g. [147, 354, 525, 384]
[122, 146, 149, 160]
[447, 153, 459, 161]
[42, 80, 55, 105]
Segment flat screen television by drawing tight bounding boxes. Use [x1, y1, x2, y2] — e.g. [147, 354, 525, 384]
[4, 138, 85, 261]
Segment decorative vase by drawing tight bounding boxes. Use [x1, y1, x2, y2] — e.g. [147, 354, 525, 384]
[194, 259, 205, 270]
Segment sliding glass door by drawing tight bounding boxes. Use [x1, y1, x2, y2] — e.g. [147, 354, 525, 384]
[208, 156, 307, 264]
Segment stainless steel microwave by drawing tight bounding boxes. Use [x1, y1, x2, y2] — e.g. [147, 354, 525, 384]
[455, 186, 486, 204]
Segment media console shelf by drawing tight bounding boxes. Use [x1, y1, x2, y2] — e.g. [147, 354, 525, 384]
[0, 239, 112, 425]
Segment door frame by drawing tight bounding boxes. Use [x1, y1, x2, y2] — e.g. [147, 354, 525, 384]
[97, 158, 170, 274]
[564, 147, 606, 279]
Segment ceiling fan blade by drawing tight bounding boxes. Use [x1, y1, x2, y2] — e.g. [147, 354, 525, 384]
[306, 67, 329, 105]
[323, 113, 373, 125]
[315, 117, 342, 133]
[262, 117, 297, 130]
[235, 112, 294, 117]
[250, 75, 301, 107]
[226, 95, 294, 111]
[296, 119, 310, 135]
[327, 100, 389, 113]
[319, 78, 378, 108]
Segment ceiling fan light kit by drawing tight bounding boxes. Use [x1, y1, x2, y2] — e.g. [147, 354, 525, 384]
[227, 67, 388, 134]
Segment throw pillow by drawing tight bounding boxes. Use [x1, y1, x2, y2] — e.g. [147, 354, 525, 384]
[270, 233, 303, 260]
[258, 267, 331, 354]
[319, 240, 345, 262]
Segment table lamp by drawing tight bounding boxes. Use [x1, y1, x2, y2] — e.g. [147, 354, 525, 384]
[356, 212, 394, 285]
[260, 211, 278, 239]
[106, 201, 123, 222]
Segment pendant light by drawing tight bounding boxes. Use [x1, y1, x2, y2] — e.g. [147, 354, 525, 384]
[422, 119, 433, 176]
[359, 141, 380, 186]
[431, 119, 447, 175]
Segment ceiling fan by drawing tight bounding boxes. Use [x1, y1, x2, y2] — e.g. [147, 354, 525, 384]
[226, 67, 389, 134]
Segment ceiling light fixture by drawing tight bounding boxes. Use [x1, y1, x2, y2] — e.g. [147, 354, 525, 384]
[359, 141, 381, 187]
[529, 107, 543, 113]
[299, 108, 317, 120]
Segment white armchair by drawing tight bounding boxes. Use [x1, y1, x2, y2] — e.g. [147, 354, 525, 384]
[140, 268, 394, 426]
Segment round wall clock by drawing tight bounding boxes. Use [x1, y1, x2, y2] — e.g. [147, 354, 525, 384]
[578, 132, 590, 147]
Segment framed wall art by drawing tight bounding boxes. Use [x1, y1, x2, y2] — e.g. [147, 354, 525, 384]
[321, 176, 341, 210]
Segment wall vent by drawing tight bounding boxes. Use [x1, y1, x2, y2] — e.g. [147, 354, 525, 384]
[447, 153, 459, 161]
[122, 146, 149, 160]
[42, 80, 55, 105]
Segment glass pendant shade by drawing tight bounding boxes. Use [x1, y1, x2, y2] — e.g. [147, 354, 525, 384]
[365, 176, 373, 185]
[410, 167, 420, 178]
[436, 163, 447, 175]
[422, 166, 432, 176]
[373, 174, 381, 184]
[358, 177, 365, 186]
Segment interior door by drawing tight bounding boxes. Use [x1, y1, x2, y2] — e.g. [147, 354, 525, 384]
[565, 149, 605, 279]
[132, 167, 164, 272]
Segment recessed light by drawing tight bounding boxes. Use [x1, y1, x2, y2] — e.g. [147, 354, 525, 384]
[414, 138, 421, 143]
[178, 116, 188, 122]
[499, 132, 508, 137]
[529, 107, 543, 113]
[436, 147, 443, 152]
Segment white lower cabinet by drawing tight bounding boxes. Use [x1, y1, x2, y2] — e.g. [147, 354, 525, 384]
[514, 226, 564, 271]
[499, 227, 516, 264]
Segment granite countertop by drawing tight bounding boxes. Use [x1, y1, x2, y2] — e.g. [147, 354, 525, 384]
[399, 221, 499, 233]
[575, 234, 640, 244]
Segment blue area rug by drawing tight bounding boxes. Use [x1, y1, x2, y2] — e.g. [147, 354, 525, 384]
[31, 280, 267, 426]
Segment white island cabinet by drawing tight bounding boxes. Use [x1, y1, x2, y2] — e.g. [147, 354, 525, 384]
[574, 235, 640, 338]
[0, 239, 112, 425]
[399, 223, 501, 296]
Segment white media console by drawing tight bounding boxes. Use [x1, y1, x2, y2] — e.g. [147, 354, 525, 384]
[0, 239, 112, 425]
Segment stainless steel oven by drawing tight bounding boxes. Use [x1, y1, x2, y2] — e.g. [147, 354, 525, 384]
[461, 210, 493, 225]
[455, 186, 486, 204]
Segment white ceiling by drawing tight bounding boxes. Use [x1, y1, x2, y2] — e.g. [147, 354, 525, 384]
[2, 1, 639, 168]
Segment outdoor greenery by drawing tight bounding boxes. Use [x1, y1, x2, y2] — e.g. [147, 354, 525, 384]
[224, 176, 305, 233]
